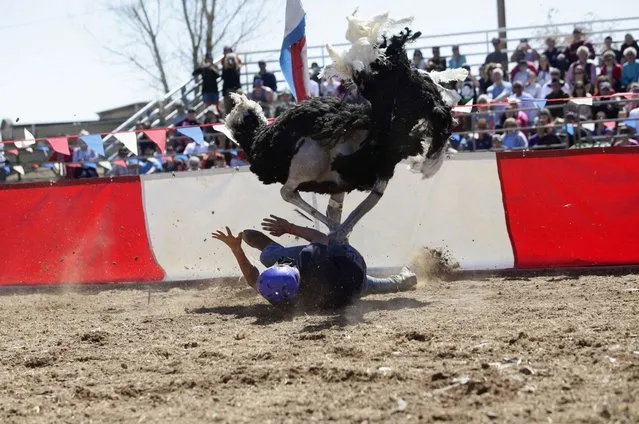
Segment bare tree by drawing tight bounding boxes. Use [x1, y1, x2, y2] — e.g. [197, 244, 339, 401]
[179, 0, 269, 70]
[100, 0, 275, 97]
[108, 0, 172, 93]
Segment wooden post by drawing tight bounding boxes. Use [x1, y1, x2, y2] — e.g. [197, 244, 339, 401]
[497, 0, 507, 50]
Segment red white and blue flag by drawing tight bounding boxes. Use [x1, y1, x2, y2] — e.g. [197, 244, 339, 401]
[280, 0, 310, 102]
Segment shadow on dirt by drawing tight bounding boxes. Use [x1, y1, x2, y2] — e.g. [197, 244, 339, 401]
[187, 296, 429, 327]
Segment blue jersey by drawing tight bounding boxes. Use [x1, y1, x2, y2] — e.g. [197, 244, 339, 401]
[295, 243, 367, 310]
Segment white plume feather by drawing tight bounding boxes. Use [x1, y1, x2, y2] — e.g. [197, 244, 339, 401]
[417, 68, 468, 107]
[322, 11, 414, 81]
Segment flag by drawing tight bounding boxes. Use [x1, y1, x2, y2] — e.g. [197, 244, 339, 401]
[280, 0, 310, 102]
[114, 131, 139, 156]
[79, 134, 105, 156]
[177, 126, 205, 145]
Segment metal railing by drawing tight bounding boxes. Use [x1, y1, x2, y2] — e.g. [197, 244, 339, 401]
[95, 16, 639, 160]
[238, 16, 639, 94]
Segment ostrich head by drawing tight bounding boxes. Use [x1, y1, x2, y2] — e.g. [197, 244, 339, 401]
[225, 93, 268, 129]
[224, 93, 268, 156]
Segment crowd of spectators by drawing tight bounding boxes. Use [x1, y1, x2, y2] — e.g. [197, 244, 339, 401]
[441, 29, 639, 151]
[4, 30, 639, 182]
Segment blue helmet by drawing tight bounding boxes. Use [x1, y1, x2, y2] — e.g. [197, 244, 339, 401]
[257, 264, 300, 305]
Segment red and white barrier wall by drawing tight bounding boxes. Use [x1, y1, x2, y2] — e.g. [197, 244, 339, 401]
[1, 148, 639, 286]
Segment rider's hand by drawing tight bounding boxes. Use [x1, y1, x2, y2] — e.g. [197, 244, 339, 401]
[211, 227, 243, 252]
[261, 215, 292, 237]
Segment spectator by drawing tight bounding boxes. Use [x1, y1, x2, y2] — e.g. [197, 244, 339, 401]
[184, 137, 210, 156]
[602, 36, 623, 64]
[412, 49, 427, 70]
[512, 60, 533, 85]
[249, 79, 275, 117]
[543, 37, 561, 68]
[510, 80, 536, 123]
[625, 84, 639, 127]
[220, 46, 243, 115]
[484, 38, 509, 79]
[429, 46, 446, 71]
[473, 94, 497, 130]
[561, 111, 592, 147]
[564, 28, 595, 63]
[71, 137, 98, 179]
[540, 68, 570, 99]
[175, 108, 200, 127]
[202, 107, 221, 142]
[566, 46, 597, 89]
[274, 89, 295, 117]
[502, 117, 528, 149]
[599, 50, 623, 91]
[472, 118, 493, 151]
[458, 65, 477, 104]
[171, 102, 187, 126]
[555, 53, 571, 77]
[491, 134, 504, 150]
[622, 47, 639, 88]
[510, 39, 539, 64]
[501, 101, 529, 132]
[537, 55, 553, 87]
[565, 82, 593, 119]
[620, 34, 639, 64]
[545, 78, 571, 119]
[613, 125, 639, 146]
[524, 71, 542, 99]
[192, 54, 221, 114]
[108, 147, 137, 177]
[486, 68, 512, 117]
[593, 82, 621, 119]
[477, 64, 492, 93]
[593, 110, 614, 142]
[187, 156, 202, 171]
[254, 60, 277, 92]
[449, 45, 467, 68]
[309, 62, 322, 83]
[529, 108, 562, 148]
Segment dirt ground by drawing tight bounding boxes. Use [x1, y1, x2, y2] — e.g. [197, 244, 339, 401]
[0, 272, 637, 424]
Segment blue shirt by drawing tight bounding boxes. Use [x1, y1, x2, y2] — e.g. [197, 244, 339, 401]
[502, 131, 528, 149]
[487, 82, 513, 115]
[622, 61, 639, 86]
[449, 55, 467, 68]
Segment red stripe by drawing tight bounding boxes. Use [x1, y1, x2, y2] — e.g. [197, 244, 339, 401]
[497, 148, 639, 269]
[0, 178, 164, 285]
[290, 36, 307, 101]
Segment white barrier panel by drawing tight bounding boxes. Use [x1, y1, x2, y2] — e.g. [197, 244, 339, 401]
[141, 153, 514, 281]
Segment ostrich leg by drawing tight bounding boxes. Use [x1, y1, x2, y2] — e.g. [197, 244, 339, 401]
[280, 184, 339, 230]
[326, 193, 345, 232]
[329, 179, 388, 244]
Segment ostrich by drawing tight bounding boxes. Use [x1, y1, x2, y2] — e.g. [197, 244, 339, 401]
[224, 20, 464, 242]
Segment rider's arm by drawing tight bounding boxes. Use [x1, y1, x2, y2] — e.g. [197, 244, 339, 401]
[229, 245, 260, 289]
[286, 223, 329, 245]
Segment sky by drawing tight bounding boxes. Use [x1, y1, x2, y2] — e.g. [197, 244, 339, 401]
[0, 0, 636, 124]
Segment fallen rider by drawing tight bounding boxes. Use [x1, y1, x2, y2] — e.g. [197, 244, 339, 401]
[212, 215, 417, 311]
